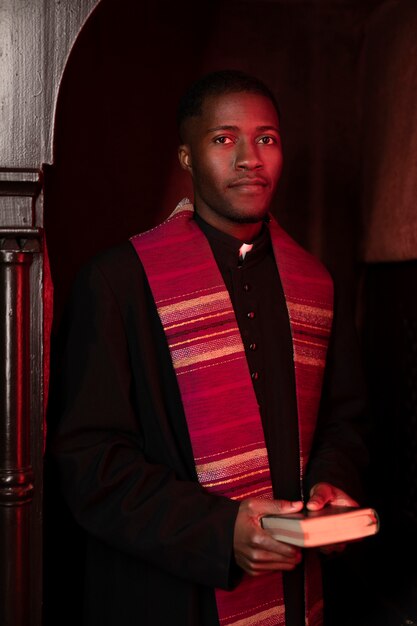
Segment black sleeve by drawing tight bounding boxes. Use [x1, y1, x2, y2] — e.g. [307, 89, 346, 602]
[304, 279, 370, 503]
[48, 253, 240, 590]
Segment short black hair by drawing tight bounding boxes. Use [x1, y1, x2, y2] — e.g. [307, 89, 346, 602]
[177, 69, 281, 142]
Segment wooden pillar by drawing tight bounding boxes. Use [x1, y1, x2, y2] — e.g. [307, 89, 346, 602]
[0, 169, 44, 626]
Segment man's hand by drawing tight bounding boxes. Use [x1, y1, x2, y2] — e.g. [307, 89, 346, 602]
[306, 482, 359, 554]
[233, 498, 304, 576]
[306, 482, 359, 511]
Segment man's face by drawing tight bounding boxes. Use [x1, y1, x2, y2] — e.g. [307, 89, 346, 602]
[178, 91, 283, 236]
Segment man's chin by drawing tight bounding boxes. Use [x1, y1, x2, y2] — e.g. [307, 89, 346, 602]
[228, 208, 269, 224]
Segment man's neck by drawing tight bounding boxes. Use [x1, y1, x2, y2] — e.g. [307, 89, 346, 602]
[194, 207, 264, 242]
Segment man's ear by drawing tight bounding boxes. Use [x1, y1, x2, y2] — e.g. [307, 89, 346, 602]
[178, 144, 192, 173]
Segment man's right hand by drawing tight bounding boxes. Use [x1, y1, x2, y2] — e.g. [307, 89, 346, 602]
[233, 498, 304, 576]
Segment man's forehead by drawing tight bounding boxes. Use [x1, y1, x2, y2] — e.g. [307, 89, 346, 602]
[186, 92, 279, 135]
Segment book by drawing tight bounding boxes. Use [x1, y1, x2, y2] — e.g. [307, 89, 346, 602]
[261, 505, 379, 548]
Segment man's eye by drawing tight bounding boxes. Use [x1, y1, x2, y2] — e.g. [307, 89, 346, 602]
[257, 136, 277, 145]
[214, 136, 233, 144]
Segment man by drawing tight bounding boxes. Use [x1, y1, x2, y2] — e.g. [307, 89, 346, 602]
[49, 70, 368, 626]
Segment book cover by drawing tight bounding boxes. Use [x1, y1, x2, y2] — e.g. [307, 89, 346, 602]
[261, 505, 379, 547]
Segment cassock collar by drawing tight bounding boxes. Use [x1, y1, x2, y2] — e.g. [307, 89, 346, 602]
[193, 211, 272, 270]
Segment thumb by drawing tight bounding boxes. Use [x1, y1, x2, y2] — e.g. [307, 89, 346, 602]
[266, 499, 304, 515]
[306, 483, 333, 510]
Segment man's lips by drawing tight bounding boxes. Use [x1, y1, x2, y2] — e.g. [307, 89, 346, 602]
[228, 177, 268, 188]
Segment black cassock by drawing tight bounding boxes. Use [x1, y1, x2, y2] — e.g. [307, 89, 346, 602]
[46, 215, 368, 626]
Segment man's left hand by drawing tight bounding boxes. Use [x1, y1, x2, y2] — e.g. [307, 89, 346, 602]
[306, 482, 359, 554]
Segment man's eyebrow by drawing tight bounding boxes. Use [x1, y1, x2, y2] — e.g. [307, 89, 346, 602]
[206, 125, 239, 133]
[206, 124, 280, 133]
[256, 125, 280, 133]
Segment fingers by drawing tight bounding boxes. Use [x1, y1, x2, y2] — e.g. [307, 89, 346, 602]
[237, 547, 302, 576]
[249, 528, 299, 557]
[306, 482, 359, 511]
[306, 482, 333, 510]
[235, 538, 302, 576]
[265, 499, 304, 515]
[233, 497, 304, 576]
[239, 497, 303, 518]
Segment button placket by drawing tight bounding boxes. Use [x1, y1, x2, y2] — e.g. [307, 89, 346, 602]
[240, 270, 260, 384]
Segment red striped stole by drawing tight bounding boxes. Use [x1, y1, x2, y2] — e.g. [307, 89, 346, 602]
[130, 200, 333, 626]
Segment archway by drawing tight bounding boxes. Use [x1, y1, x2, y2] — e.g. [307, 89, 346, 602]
[0, 2, 100, 625]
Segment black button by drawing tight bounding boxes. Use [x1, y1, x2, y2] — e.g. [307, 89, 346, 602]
[247, 311, 255, 319]
[243, 283, 251, 292]
[249, 343, 257, 351]
[251, 371, 259, 380]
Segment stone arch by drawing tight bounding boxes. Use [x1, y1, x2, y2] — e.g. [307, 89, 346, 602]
[0, 3, 101, 625]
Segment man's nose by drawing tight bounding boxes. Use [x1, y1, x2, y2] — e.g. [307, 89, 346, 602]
[235, 141, 262, 170]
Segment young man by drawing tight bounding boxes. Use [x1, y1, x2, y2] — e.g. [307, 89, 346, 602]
[50, 70, 368, 626]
